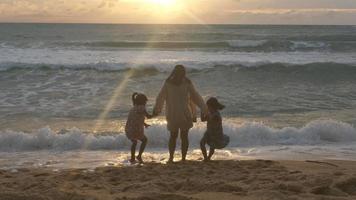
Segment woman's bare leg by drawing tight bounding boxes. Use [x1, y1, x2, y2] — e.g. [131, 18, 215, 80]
[180, 129, 189, 161]
[168, 131, 178, 162]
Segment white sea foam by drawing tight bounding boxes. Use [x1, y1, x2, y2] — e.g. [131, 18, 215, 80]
[227, 40, 267, 48]
[1, 120, 355, 152]
[291, 41, 327, 50]
[1, 48, 356, 71]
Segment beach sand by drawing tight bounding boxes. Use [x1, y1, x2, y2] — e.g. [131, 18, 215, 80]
[0, 160, 356, 200]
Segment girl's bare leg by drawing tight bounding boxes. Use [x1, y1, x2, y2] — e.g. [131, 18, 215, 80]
[200, 137, 208, 161]
[208, 147, 215, 160]
[137, 136, 147, 163]
[130, 140, 138, 162]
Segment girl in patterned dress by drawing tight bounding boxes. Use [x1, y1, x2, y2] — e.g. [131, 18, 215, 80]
[125, 92, 152, 163]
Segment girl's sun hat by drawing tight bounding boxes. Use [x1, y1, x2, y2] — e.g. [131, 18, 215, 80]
[207, 97, 225, 110]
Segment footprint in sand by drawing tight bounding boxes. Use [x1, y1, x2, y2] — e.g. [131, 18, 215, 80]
[135, 193, 194, 200]
[335, 177, 356, 195]
[311, 185, 347, 196]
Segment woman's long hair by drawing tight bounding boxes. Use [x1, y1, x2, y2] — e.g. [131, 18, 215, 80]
[166, 65, 190, 85]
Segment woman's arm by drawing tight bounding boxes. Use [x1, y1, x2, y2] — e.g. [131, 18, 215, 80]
[189, 98, 197, 122]
[153, 81, 168, 115]
[188, 81, 209, 116]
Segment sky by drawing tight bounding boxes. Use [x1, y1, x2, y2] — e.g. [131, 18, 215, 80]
[0, 0, 356, 24]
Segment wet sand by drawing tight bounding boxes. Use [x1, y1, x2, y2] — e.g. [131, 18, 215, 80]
[0, 160, 356, 200]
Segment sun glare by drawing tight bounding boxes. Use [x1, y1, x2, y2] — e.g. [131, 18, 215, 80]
[146, 0, 176, 7]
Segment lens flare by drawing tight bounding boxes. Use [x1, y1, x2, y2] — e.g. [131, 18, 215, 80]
[93, 69, 134, 133]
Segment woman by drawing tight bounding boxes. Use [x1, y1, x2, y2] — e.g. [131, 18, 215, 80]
[153, 65, 208, 163]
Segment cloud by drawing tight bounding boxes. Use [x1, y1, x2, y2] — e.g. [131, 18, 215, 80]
[227, 8, 356, 15]
[98, 0, 119, 8]
[234, 0, 356, 9]
[0, 0, 113, 22]
[223, 8, 356, 25]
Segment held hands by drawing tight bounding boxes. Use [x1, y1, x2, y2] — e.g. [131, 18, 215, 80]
[200, 111, 210, 122]
[145, 110, 158, 129]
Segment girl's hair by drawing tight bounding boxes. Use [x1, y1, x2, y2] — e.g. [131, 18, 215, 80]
[132, 92, 139, 105]
[132, 92, 148, 106]
[167, 65, 190, 85]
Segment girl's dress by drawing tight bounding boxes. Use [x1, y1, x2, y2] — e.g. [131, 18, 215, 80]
[204, 110, 229, 149]
[125, 105, 146, 140]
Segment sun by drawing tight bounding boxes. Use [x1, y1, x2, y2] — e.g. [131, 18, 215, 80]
[146, 0, 177, 7]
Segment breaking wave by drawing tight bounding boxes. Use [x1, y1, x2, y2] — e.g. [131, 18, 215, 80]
[58, 40, 356, 52]
[0, 120, 355, 152]
[1, 61, 356, 74]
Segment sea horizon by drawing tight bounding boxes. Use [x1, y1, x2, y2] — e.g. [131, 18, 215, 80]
[1, 22, 356, 26]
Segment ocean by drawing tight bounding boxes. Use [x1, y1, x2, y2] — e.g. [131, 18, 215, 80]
[1, 23, 356, 169]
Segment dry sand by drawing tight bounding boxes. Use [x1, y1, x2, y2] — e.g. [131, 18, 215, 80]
[0, 159, 356, 200]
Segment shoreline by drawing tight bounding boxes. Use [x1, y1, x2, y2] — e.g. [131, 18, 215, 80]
[1, 159, 355, 200]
